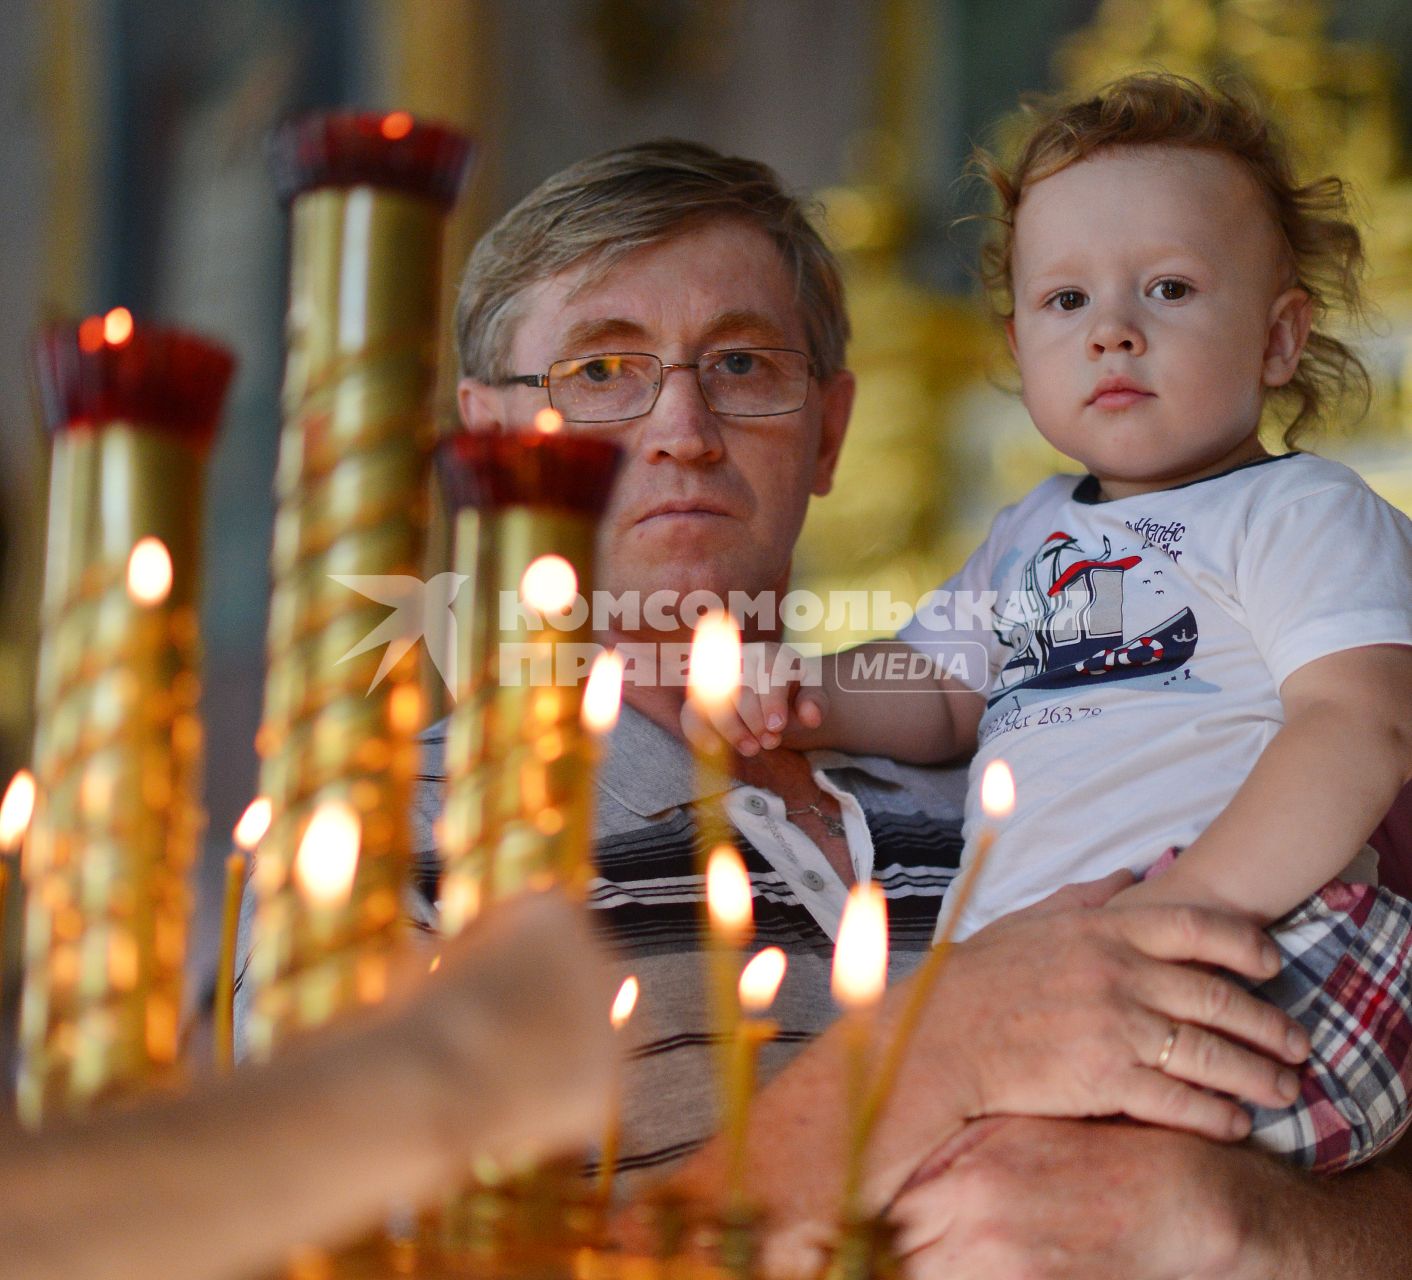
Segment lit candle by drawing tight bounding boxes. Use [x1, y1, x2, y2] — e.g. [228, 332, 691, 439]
[0, 770, 37, 984]
[581, 649, 625, 736]
[293, 801, 361, 934]
[724, 946, 786, 1214]
[0, 770, 36, 854]
[687, 611, 742, 834]
[597, 974, 639, 1201]
[832, 882, 888, 1220]
[214, 797, 271, 1072]
[860, 760, 1014, 1150]
[706, 842, 753, 1112]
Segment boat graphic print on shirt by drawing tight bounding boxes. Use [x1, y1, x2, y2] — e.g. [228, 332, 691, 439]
[990, 529, 1198, 707]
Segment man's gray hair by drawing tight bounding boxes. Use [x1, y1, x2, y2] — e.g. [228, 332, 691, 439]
[455, 139, 850, 383]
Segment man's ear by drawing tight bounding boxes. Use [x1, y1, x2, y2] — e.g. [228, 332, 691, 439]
[1262, 287, 1314, 389]
[457, 377, 504, 432]
[810, 369, 856, 497]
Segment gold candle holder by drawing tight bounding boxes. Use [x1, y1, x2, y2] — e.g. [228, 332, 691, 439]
[430, 428, 624, 1270]
[18, 313, 234, 1126]
[244, 111, 473, 1058]
[435, 427, 623, 924]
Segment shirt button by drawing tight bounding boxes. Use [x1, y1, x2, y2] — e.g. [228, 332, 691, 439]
[801, 870, 826, 891]
[744, 795, 767, 815]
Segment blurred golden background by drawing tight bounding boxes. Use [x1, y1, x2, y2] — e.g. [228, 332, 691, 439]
[5, 0, 1412, 1023]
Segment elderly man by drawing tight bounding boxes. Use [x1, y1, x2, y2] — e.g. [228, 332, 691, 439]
[424, 138, 1412, 1277]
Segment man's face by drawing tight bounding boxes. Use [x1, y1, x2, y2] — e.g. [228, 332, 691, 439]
[459, 217, 854, 633]
[1006, 146, 1309, 500]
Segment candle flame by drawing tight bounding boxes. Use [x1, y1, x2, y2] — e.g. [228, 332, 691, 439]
[707, 843, 752, 938]
[611, 975, 639, 1029]
[739, 946, 786, 1012]
[687, 611, 742, 710]
[293, 800, 361, 909]
[582, 650, 625, 734]
[520, 554, 578, 614]
[380, 111, 413, 140]
[388, 682, 422, 735]
[980, 759, 1015, 819]
[534, 407, 564, 434]
[126, 537, 173, 606]
[103, 306, 134, 347]
[832, 883, 888, 1009]
[233, 797, 272, 851]
[0, 770, 36, 851]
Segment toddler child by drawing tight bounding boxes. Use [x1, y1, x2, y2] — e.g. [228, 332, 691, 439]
[690, 74, 1412, 1173]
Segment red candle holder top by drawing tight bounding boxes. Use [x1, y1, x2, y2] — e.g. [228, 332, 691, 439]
[268, 110, 475, 208]
[437, 431, 625, 516]
[33, 311, 237, 452]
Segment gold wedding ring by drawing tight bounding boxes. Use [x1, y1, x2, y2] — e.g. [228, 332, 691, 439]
[1156, 1025, 1180, 1072]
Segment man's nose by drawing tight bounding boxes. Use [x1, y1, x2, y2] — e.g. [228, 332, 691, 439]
[637, 364, 724, 464]
[1086, 305, 1146, 358]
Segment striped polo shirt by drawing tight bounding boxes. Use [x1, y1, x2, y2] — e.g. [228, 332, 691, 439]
[412, 705, 967, 1192]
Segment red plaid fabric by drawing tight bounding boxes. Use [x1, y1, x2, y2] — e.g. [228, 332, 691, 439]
[1145, 851, 1412, 1172]
[1242, 879, 1412, 1172]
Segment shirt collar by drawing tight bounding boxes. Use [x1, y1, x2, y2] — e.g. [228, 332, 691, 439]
[598, 703, 914, 818]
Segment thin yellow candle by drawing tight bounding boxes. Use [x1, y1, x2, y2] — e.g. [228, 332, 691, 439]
[0, 771, 36, 851]
[581, 649, 625, 737]
[724, 947, 786, 1213]
[832, 882, 888, 1221]
[858, 759, 1014, 1149]
[687, 612, 742, 842]
[214, 797, 271, 1072]
[688, 615, 747, 1090]
[597, 974, 640, 1201]
[706, 842, 753, 1115]
[0, 770, 34, 990]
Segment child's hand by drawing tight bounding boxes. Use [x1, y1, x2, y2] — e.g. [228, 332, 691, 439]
[680, 640, 828, 756]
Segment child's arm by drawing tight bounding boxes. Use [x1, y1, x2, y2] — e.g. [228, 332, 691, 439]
[681, 640, 985, 765]
[1115, 644, 1412, 922]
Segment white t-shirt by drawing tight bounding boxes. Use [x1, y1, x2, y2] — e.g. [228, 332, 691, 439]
[898, 453, 1412, 939]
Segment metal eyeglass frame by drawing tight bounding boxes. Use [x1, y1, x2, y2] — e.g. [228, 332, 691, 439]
[495, 348, 817, 423]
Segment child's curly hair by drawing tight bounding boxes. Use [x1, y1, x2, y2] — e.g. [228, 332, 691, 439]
[972, 72, 1370, 443]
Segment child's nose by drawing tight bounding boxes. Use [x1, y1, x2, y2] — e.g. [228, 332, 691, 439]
[1087, 309, 1146, 358]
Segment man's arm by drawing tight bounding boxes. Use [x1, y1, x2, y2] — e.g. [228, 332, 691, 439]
[891, 1117, 1412, 1280]
[657, 877, 1310, 1273]
[3, 891, 612, 1280]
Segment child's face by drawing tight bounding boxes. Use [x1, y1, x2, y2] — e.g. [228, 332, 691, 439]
[1005, 145, 1311, 500]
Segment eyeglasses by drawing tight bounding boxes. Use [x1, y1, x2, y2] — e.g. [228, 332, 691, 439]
[496, 348, 815, 423]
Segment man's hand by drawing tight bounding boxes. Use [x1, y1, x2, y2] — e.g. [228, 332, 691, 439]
[890, 1116, 1283, 1280]
[892, 1117, 1412, 1280]
[396, 889, 616, 1164]
[908, 874, 1309, 1145]
[670, 874, 1311, 1275]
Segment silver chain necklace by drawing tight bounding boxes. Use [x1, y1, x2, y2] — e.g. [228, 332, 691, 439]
[784, 799, 846, 838]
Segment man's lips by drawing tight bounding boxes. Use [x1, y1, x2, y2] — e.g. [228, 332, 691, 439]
[631, 501, 734, 525]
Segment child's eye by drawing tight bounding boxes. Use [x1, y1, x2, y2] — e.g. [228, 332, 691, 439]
[1150, 279, 1191, 301]
[1047, 289, 1086, 311]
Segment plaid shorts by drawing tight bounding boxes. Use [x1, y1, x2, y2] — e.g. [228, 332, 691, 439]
[1241, 878, 1412, 1172]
